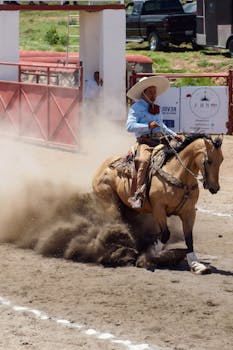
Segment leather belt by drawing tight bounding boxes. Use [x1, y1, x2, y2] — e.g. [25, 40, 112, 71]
[137, 134, 162, 147]
[139, 132, 163, 138]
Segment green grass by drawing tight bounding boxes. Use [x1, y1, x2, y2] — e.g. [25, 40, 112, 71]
[20, 10, 79, 51]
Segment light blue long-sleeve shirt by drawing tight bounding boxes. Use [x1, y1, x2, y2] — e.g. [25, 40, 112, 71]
[126, 99, 176, 138]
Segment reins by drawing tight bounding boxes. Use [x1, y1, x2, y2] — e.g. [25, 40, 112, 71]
[163, 134, 205, 185]
[150, 134, 204, 213]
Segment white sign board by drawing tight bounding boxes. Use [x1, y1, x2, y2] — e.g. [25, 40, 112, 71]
[180, 86, 228, 133]
[157, 87, 180, 132]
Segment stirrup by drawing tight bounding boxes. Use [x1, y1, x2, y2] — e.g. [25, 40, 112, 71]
[128, 196, 143, 209]
[134, 184, 146, 197]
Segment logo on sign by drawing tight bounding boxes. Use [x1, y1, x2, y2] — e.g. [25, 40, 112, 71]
[189, 87, 220, 118]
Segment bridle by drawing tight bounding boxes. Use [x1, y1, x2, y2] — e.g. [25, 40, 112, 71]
[163, 134, 209, 186]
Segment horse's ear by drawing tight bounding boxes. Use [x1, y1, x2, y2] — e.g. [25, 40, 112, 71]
[213, 134, 223, 148]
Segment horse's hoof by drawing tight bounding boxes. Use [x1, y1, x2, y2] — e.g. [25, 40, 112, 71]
[152, 248, 187, 267]
[190, 261, 212, 275]
[136, 254, 155, 269]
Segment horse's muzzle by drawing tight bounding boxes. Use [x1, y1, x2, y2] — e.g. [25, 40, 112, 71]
[203, 180, 220, 194]
[207, 184, 220, 194]
[209, 187, 219, 194]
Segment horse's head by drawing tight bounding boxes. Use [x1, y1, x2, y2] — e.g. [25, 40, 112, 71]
[200, 136, 224, 194]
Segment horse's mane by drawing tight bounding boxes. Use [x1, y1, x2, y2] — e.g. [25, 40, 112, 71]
[164, 133, 222, 163]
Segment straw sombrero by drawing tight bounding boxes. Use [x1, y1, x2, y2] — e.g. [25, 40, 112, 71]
[127, 76, 170, 101]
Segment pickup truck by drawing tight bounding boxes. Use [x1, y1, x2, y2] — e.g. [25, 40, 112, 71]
[126, 0, 196, 51]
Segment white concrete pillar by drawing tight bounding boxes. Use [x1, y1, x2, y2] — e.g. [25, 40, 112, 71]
[0, 11, 19, 81]
[100, 9, 126, 121]
[79, 9, 126, 121]
[79, 11, 101, 83]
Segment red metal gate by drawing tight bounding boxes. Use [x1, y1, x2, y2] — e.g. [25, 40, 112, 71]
[0, 81, 81, 150]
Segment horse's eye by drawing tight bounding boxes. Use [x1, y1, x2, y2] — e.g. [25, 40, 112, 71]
[207, 160, 212, 165]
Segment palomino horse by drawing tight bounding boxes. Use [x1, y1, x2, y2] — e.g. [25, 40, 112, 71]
[92, 134, 223, 274]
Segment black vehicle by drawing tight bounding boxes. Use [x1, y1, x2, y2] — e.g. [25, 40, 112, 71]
[126, 0, 196, 51]
[196, 0, 233, 56]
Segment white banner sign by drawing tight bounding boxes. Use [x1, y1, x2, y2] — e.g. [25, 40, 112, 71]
[180, 86, 228, 133]
[130, 85, 228, 133]
[157, 87, 180, 132]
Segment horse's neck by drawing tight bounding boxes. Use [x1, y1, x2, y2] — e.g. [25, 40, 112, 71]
[165, 142, 202, 184]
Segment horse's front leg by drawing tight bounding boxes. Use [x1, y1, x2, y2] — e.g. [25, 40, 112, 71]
[181, 209, 211, 274]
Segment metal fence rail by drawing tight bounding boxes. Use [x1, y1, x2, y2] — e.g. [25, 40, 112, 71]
[0, 61, 82, 87]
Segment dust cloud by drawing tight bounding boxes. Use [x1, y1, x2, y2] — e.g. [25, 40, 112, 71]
[0, 107, 141, 267]
[0, 104, 183, 268]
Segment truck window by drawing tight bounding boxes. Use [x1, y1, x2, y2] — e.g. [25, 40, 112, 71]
[141, 0, 183, 15]
[126, 3, 134, 15]
[126, 2, 142, 16]
[142, 1, 160, 15]
[161, 0, 183, 11]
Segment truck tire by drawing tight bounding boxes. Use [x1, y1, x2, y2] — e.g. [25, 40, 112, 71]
[191, 39, 203, 51]
[228, 38, 233, 57]
[148, 32, 160, 51]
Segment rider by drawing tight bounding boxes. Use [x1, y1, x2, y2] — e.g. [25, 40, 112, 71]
[126, 76, 182, 209]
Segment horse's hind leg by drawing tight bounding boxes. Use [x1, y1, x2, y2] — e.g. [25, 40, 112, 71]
[151, 206, 171, 248]
[92, 170, 121, 220]
[135, 207, 171, 269]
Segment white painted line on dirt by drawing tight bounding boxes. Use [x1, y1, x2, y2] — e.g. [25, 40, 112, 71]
[0, 295, 165, 350]
[197, 207, 233, 218]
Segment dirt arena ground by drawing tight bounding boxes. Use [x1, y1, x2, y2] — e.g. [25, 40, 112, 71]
[0, 134, 232, 350]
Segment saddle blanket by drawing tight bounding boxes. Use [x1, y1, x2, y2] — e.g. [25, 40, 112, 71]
[109, 144, 166, 179]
